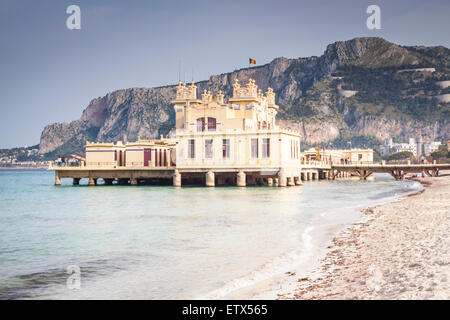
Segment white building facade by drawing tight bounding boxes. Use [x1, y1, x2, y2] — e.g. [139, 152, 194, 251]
[172, 79, 302, 186]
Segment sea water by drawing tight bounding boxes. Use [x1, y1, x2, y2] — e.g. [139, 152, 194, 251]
[0, 170, 422, 299]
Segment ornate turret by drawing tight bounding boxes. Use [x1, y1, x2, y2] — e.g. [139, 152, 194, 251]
[232, 79, 240, 98]
[246, 79, 258, 97]
[216, 90, 224, 105]
[257, 88, 263, 99]
[201, 89, 212, 103]
[232, 78, 258, 99]
[176, 81, 197, 100]
[265, 87, 278, 109]
[173, 78, 281, 132]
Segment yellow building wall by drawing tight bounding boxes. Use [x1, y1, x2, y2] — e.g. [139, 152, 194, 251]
[125, 150, 144, 166]
[86, 143, 119, 166]
[345, 150, 374, 163]
[85, 140, 176, 168]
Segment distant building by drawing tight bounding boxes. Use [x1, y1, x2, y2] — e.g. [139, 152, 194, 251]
[302, 148, 373, 164]
[382, 137, 423, 156]
[416, 136, 423, 157]
[303, 148, 344, 164]
[379, 138, 393, 156]
[392, 143, 414, 154]
[408, 138, 417, 156]
[85, 138, 177, 168]
[344, 149, 374, 164]
[423, 141, 442, 155]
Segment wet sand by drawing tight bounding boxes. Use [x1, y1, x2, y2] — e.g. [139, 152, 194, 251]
[273, 176, 450, 300]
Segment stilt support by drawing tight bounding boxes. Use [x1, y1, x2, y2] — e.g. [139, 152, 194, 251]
[237, 171, 246, 187]
[88, 176, 96, 186]
[173, 170, 181, 187]
[356, 169, 373, 180]
[55, 173, 61, 186]
[206, 171, 215, 187]
[278, 169, 287, 187]
[287, 177, 295, 186]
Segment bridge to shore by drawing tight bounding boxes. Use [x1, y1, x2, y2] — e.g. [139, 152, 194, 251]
[300, 162, 450, 180]
[49, 161, 450, 187]
[330, 163, 450, 180]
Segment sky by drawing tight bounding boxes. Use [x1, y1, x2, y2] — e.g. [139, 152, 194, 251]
[0, 0, 449, 148]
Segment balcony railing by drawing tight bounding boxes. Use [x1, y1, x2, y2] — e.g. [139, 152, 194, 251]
[48, 161, 87, 168]
[300, 159, 375, 166]
[49, 160, 175, 169]
[85, 162, 117, 167]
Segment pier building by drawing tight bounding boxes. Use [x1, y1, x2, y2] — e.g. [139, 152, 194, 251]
[171, 79, 301, 187]
[85, 138, 176, 168]
[302, 148, 374, 165]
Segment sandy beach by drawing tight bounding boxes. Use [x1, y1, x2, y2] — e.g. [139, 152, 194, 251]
[271, 175, 450, 300]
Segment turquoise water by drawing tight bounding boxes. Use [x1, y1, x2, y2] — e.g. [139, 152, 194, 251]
[0, 170, 422, 299]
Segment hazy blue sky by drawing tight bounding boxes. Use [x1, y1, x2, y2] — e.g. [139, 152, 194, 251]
[0, 0, 449, 148]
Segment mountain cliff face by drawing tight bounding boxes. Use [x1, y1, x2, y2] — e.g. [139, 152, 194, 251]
[39, 37, 450, 157]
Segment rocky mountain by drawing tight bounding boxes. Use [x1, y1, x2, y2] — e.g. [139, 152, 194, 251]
[39, 37, 450, 158]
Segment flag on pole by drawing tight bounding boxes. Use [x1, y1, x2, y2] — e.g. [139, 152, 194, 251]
[249, 58, 256, 65]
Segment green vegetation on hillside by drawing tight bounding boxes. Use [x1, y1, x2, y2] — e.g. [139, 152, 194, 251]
[382, 151, 414, 161]
[278, 78, 339, 121]
[331, 65, 449, 122]
[43, 127, 99, 160]
[279, 42, 449, 131]
[325, 134, 383, 150]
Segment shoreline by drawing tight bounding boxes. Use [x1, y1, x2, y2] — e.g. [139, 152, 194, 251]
[268, 175, 449, 300]
[218, 176, 424, 300]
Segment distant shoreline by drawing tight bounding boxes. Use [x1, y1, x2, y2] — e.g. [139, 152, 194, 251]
[0, 167, 47, 170]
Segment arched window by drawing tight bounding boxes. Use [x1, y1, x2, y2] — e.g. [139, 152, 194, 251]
[196, 118, 205, 132]
[207, 117, 216, 131]
[262, 121, 267, 129]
